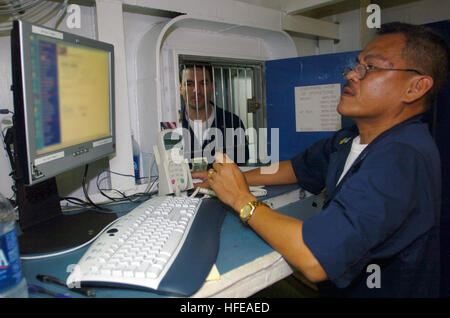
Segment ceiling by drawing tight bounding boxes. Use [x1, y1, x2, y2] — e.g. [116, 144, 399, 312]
[235, 0, 422, 18]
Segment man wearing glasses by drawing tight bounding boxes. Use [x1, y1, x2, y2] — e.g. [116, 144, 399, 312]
[196, 22, 448, 297]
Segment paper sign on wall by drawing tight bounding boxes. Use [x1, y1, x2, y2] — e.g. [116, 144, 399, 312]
[294, 84, 342, 132]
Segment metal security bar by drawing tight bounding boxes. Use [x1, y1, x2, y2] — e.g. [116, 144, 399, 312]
[179, 58, 265, 164]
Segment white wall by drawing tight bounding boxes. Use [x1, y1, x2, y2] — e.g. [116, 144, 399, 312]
[123, 11, 169, 140]
[122, 11, 171, 181]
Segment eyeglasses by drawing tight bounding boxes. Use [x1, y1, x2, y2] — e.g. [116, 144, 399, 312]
[342, 63, 424, 80]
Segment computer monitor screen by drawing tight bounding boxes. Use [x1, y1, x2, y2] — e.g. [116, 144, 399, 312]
[10, 20, 117, 254]
[11, 20, 115, 186]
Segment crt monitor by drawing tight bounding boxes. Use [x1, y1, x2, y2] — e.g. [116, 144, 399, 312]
[10, 20, 117, 254]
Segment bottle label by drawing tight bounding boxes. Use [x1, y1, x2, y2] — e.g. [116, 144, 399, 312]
[0, 228, 24, 291]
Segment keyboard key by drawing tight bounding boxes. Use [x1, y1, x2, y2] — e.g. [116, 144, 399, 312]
[148, 266, 162, 277]
[161, 231, 183, 255]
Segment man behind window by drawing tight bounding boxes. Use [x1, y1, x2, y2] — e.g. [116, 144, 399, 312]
[179, 63, 249, 167]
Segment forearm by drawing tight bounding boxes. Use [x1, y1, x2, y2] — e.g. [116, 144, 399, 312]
[247, 205, 327, 283]
[209, 154, 326, 283]
[244, 160, 298, 186]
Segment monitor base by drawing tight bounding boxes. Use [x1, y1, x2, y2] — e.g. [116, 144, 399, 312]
[18, 210, 117, 255]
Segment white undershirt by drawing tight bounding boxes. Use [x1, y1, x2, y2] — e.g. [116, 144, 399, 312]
[337, 136, 368, 185]
[188, 111, 215, 143]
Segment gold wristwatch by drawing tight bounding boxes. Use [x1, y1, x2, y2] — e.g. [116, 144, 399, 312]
[239, 200, 267, 223]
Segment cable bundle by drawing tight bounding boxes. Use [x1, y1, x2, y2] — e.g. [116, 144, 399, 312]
[0, 0, 68, 35]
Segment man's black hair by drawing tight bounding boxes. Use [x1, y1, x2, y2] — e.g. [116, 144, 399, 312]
[179, 63, 213, 83]
[377, 22, 449, 105]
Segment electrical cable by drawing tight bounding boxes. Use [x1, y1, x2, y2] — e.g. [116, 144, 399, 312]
[0, 0, 64, 34]
[144, 152, 158, 193]
[59, 197, 117, 214]
[95, 168, 155, 203]
[82, 164, 111, 211]
[53, 0, 69, 28]
[189, 187, 200, 198]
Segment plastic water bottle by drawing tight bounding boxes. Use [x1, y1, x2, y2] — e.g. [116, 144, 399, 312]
[0, 193, 28, 298]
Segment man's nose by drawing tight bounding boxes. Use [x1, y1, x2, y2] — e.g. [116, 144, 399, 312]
[345, 68, 360, 82]
[193, 84, 204, 94]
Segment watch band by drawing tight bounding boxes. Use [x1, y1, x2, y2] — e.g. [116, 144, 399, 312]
[239, 200, 267, 223]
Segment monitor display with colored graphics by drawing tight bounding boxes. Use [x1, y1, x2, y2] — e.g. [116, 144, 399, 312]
[10, 20, 117, 254]
[11, 20, 115, 186]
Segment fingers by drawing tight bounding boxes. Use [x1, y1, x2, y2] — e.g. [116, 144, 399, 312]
[213, 153, 236, 173]
[193, 180, 209, 189]
[207, 169, 217, 188]
[204, 153, 237, 189]
[212, 161, 223, 171]
[191, 170, 208, 179]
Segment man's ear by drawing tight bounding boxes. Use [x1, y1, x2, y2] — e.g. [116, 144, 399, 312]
[179, 69, 185, 94]
[180, 82, 187, 99]
[403, 75, 434, 104]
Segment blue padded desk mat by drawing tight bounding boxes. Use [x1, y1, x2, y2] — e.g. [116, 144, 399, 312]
[21, 184, 318, 298]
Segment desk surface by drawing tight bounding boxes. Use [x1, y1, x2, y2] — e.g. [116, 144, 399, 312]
[21, 184, 323, 298]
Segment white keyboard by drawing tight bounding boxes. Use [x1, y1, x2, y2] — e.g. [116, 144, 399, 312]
[66, 196, 203, 292]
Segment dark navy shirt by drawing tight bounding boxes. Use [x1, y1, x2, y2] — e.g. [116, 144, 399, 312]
[181, 103, 249, 166]
[291, 115, 441, 297]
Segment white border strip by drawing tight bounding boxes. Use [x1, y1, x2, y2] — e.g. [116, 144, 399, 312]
[34, 150, 64, 166]
[93, 137, 113, 148]
[32, 25, 63, 39]
[192, 251, 293, 298]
